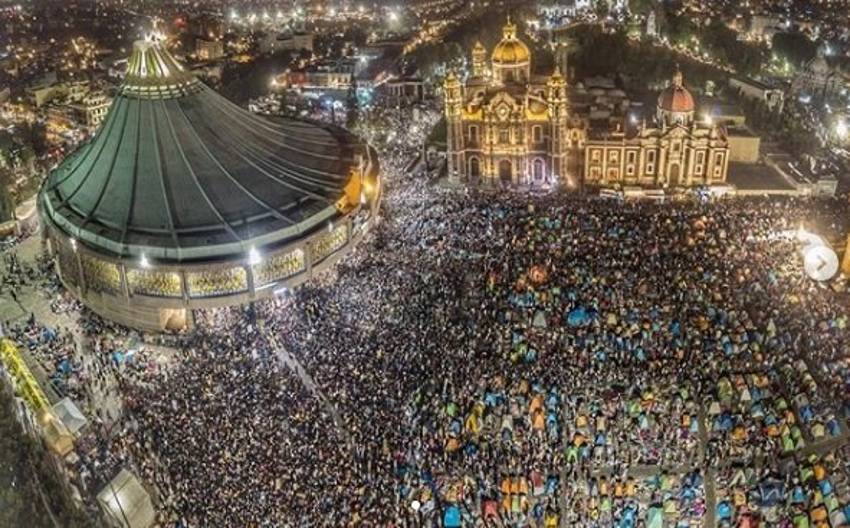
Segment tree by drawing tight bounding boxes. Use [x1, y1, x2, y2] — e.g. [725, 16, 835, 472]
[772, 32, 817, 69]
[666, 15, 697, 47]
[19, 121, 47, 158]
[628, 0, 655, 16]
[0, 168, 14, 221]
[594, 0, 610, 18]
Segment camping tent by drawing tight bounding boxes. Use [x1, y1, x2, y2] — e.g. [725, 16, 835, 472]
[96, 469, 156, 528]
[443, 505, 461, 527]
[52, 397, 88, 436]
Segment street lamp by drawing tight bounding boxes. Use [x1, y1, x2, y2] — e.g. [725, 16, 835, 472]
[837, 120, 848, 141]
[248, 246, 262, 266]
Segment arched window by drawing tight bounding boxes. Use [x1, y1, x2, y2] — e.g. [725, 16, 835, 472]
[468, 157, 481, 178]
[499, 159, 512, 183]
[468, 125, 479, 144]
[532, 126, 543, 144]
[533, 159, 545, 181]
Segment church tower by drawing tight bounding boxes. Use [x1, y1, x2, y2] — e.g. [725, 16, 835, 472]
[444, 71, 464, 183]
[548, 67, 569, 185]
[472, 41, 489, 79]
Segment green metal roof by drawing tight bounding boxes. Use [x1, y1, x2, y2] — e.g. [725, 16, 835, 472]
[40, 39, 363, 263]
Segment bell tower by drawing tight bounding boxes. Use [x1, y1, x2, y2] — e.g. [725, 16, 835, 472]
[472, 41, 489, 79]
[444, 71, 464, 183]
[547, 67, 569, 186]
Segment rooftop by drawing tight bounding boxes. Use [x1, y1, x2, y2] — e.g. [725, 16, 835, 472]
[40, 38, 365, 263]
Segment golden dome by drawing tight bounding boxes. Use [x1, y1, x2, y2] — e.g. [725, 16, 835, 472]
[491, 17, 530, 64]
[657, 68, 695, 113]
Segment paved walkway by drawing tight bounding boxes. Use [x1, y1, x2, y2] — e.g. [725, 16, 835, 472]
[4, 234, 850, 526]
[0, 235, 123, 422]
[263, 327, 354, 450]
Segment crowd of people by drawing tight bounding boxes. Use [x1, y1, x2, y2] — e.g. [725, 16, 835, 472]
[103, 111, 850, 525]
[3, 102, 850, 527]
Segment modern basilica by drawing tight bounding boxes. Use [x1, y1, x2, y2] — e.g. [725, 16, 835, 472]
[444, 19, 730, 189]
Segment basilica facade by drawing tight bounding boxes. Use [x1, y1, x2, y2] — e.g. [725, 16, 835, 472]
[444, 19, 573, 186]
[444, 20, 731, 189]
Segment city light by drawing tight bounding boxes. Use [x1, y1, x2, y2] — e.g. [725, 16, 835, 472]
[248, 246, 262, 266]
[10, 3, 850, 525]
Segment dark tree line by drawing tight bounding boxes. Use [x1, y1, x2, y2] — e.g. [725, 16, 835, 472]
[771, 32, 818, 69]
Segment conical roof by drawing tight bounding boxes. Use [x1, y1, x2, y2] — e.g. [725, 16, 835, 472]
[40, 37, 365, 262]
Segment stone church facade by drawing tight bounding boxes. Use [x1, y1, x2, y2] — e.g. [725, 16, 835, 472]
[444, 19, 730, 189]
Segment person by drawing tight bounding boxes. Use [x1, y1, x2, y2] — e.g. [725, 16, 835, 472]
[5, 99, 850, 527]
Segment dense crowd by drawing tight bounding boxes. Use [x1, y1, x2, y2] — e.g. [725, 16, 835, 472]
[4, 102, 850, 527]
[105, 174, 850, 526]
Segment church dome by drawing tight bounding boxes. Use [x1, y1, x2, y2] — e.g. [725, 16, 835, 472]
[657, 69, 695, 113]
[491, 19, 530, 64]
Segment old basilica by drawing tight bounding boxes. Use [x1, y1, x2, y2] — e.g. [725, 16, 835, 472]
[444, 19, 731, 188]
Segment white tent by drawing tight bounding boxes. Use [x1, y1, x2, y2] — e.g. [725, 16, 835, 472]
[96, 469, 156, 528]
[52, 397, 88, 436]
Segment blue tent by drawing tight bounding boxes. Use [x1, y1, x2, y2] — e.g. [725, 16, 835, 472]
[444, 505, 461, 527]
[828, 419, 841, 436]
[670, 321, 681, 336]
[717, 501, 733, 520]
[546, 392, 559, 411]
[58, 359, 73, 375]
[567, 306, 594, 327]
[759, 481, 785, 507]
[618, 505, 637, 528]
[790, 485, 805, 504]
